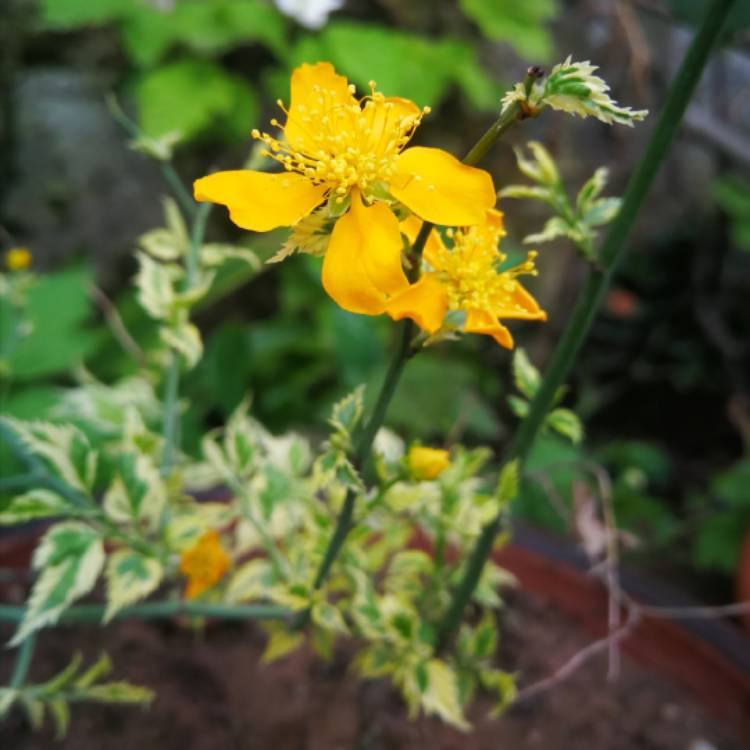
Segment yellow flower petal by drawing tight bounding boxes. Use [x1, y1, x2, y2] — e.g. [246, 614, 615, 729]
[286, 62, 357, 153]
[322, 194, 408, 315]
[194, 170, 327, 232]
[391, 147, 496, 226]
[399, 215, 446, 269]
[465, 309, 514, 348]
[385, 274, 448, 334]
[492, 283, 548, 320]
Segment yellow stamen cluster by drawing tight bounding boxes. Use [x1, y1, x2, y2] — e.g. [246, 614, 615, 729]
[252, 82, 430, 198]
[434, 224, 539, 315]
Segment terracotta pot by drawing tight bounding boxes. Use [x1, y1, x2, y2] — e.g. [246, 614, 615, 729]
[737, 529, 750, 632]
[2, 523, 749, 744]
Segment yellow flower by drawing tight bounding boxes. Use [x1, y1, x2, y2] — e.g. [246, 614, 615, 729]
[193, 62, 496, 315]
[4, 247, 32, 272]
[386, 210, 547, 347]
[407, 445, 450, 480]
[179, 530, 231, 600]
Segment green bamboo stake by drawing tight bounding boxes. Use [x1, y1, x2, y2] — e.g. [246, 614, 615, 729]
[0, 601, 288, 625]
[437, 0, 738, 646]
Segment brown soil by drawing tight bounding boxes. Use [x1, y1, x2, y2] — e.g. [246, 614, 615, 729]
[0, 591, 745, 750]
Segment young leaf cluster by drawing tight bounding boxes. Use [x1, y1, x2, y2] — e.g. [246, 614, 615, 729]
[499, 141, 621, 261]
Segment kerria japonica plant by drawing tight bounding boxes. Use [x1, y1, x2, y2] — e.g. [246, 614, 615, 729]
[1, 0, 734, 731]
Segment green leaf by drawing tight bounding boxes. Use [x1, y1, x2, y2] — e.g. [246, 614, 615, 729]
[135, 59, 259, 143]
[160, 321, 203, 368]
[0, 489, 72, 525]
[104, 549, 163, 622]
[459, 0, 558, 60]
[512, 348, 541, 399]
[80, 682, 154, 705]
[524, 216, 572, 244]
[2, 266, 97, 380]
[481, 668, 517, 716]
[496, 460, 519, 505]
[329, 385, 365, 446]
[38, 0, 131, 28]
[420, 659, 470, 731]
[224, 558, 274, 603]
[507, 394, 529, 418]
[12, 522, 104, 645]
[134, 252, 178, 320]
[546, 408, 584, 444]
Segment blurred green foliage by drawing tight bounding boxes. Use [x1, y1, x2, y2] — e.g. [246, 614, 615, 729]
[35, 0, 561, 145]
[714, 176, 750, 252]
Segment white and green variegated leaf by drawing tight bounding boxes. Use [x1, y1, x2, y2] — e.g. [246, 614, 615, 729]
[103, 453, 166, 531]
[0, 688, 18, 718]
[160, 321, 202, 368]
[165, 504, 233, 552]
[542, 57, 649, 126]
[79, 682, 154, 705]
[139, 227, 184, 262]
[546, 407, 584, 444]
[224, 558, 275, 603]
[576, 166, 609, 212]
[328, 385, 365, 446]
[173, 270, 215, 308]
[1, 418, 96, 494]
[524, 216, 572, 245]
[134, 251, 179, 320]
[11, 522, 104, 645]
[583, 197, 621, 227]
[311, 600, 348, 635]
[163, 196, 189, 250]
[0, 489, 73, 525]
[200, 243, 260, 269]
[104, 549, 163, 622]
[512, 348, 541, 399]
[419, 659, 470, 731]
[497, 184, 555, 203]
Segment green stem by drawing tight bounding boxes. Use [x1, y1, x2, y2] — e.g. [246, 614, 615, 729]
[160, 202, 212, 476]
[9, 633, 36, 688]
[303, 76, 538, 607]
[161, 162, 197, 221]
[436, 0, 736, 647]
[0, 601, 287, 625]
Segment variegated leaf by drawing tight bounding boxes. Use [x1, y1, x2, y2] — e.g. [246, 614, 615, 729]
[11, 522, 104, 645]
[104, 549, 163, 622]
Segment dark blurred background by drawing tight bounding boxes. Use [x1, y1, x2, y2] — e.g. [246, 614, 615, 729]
[1, 0, 749, 601]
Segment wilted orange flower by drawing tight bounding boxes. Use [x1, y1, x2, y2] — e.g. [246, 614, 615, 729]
[386, 209, 547, 347]
[193, 62, 495, 316]
[179, 530, 231, 600]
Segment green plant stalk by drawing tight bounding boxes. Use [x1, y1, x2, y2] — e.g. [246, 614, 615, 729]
[0, 602, 288, 625]
[304, 91, 540, 602]
[436, 0, 737, 646]
[9, 633, 36, 688]
[160, 203, 211, 476]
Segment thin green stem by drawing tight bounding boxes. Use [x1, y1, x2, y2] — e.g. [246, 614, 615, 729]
[437, 0, 737, 647]
[0, 601, 288, 625]
[161, 162, 198, 221]
[302, 78, 537, 609]
[10, 633, 36, 688]
[160, 202, 212, 476]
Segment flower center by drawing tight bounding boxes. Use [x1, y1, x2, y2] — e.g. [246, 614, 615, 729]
[253, 82, 429, 198]
[437, 227, 539, 314]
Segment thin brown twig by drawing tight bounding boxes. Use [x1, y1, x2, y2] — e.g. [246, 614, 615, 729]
[89, 284, 147, 367]
[515, 606, 641, 704]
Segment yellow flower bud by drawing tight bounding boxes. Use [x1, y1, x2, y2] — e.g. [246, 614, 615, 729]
[5, 247, 32, 272]
[407, 446, 450, 481]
